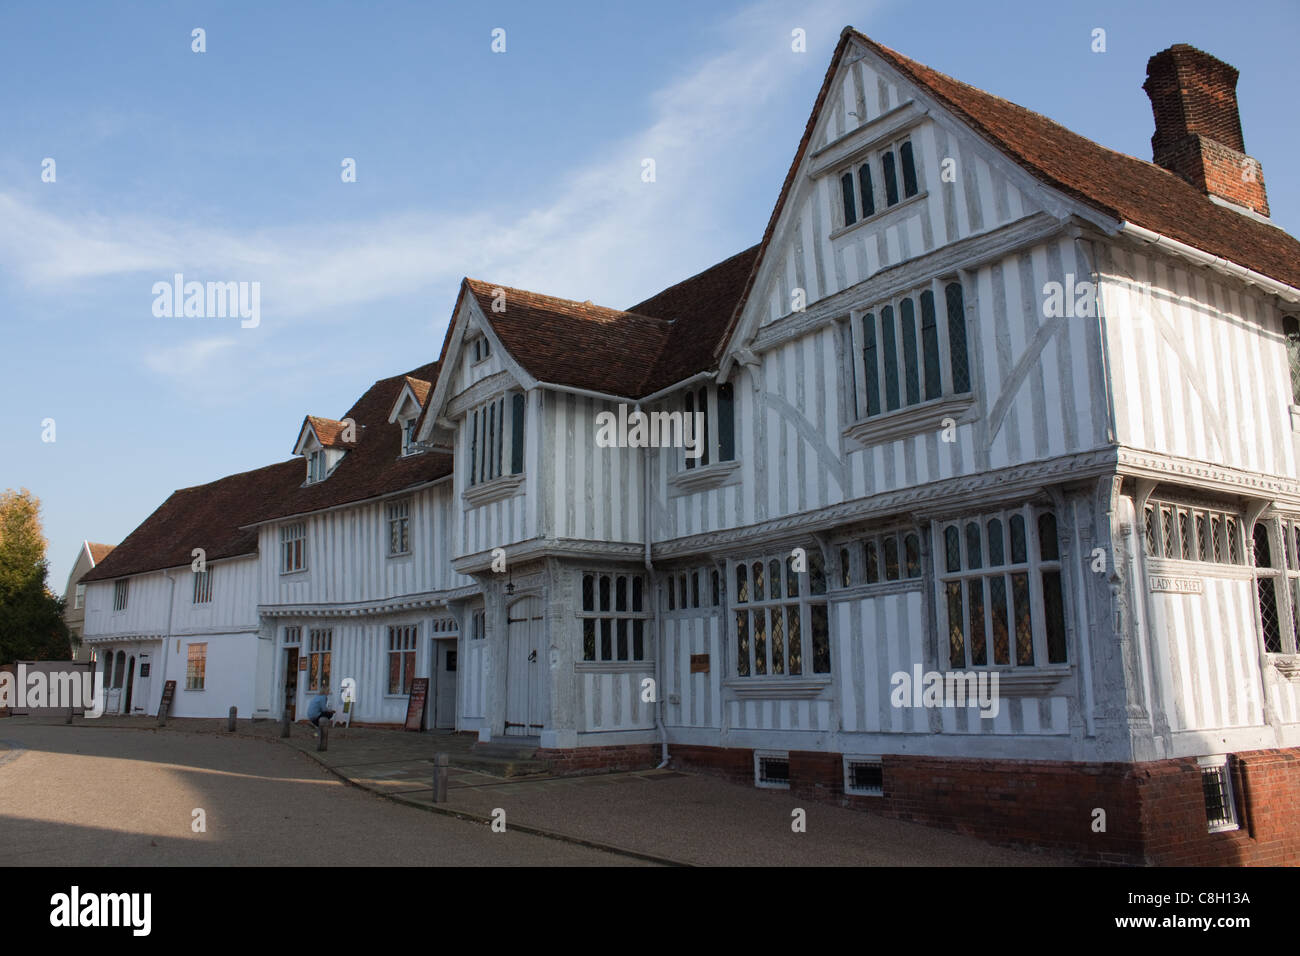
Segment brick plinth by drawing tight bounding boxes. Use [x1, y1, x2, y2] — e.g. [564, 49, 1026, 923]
[661, 744, 1300, 865]
[535, 743, 660, 775]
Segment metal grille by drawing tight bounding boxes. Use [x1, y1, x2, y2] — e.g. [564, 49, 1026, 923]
[1201, 765, 1236, 830]
[847, 761, 883, 795]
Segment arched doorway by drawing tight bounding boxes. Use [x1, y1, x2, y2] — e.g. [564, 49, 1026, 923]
[505, 597, 546, 737]
[123, 656, 135, 714]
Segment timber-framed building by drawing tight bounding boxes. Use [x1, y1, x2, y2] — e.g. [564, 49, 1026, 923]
[81, 30, 1300, 864]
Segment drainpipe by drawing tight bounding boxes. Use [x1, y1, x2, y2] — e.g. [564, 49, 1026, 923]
[159, 570, 178, 715]
[639, 405, 670, 769]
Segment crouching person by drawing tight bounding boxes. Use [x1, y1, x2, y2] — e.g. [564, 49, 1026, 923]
[307, 685, 335, 735]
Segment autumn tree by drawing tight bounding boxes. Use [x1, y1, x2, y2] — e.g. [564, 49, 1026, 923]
[0, 489, 73, 664]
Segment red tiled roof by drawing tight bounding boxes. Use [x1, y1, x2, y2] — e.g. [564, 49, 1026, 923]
[403, 376, 432, 406]
[87, 543, 115, 565]
[303, 415, 359, 449]
[83, 363, 451, 582]
[464, 279, 674, 398]
[461, 246, 759, 400]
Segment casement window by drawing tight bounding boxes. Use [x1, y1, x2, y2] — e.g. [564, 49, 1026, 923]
[1284, 316, 1300, 405]
[580, 572, 651, 662]
[468, 392, 525, 486]
[401, 418, 419, 456]
[387, 499, 411, 556]
[937, 505, 1067, 669]
[1252, 516, 1300, 656]
[113, 580, 129, 611]
[838, 137, 920, 228]
[74, 583, 85, 609]
[283, 625, 301, 645]
[1142, 500, 1244, 565]
[841, 530, 923, 587]
[850, 280, 971, 421]
[471, 336, 491, 363]
[682, 383, 736, 470]
[192, 568, 213, 604]
[387, 625, 418, 695]
[733, 549, 830, 677]
[1198, 755, 1239, 832]
[665, 567, 722, 611]
[280, 522, 307, 573]
[307, 628, 332, 693]
[185, 642, 207, 691]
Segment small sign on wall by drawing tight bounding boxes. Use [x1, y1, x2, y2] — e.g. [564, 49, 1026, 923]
[1150, 575, 1204, 594]
[299, 657, 308, 671]
[690, 654, 710, 673]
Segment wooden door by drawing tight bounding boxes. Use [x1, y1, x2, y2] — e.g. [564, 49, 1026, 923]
[431, 639, 457, 729]
[284, 648, 299, 720]
[505, 598, 545, 737]
[124, 656, 135, 713]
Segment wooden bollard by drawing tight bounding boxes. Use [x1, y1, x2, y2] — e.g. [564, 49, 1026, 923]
[157, 701, 168, 727]
[279, 714, 291, 738]
[317, 720, 328, 752]
[227, 706, 237, 732]
[432, 752, 449, 803]
[65, 704, 74, 725]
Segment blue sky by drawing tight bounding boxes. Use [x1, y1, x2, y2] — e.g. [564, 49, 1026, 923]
[3, 0, 1297, 591]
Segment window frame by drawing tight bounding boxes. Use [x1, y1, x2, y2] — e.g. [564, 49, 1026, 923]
[74, 582, 85, 609]
[467, 391, 525, 487]
[280, 522, 307, 574]
[934, 504, 1068, 671]
[730, 548, 830, 679]
[386, 499, 412, 557]
[578, 571, 652, 664]
[849, 278, 972, 427]
[192, 567, 213, 604]
[836, 135, 921, 230]
[1198, 755, 1240, 833]
[185, 642, 207, 691]
[307, 628, 332, 693]
[113, 579, 129, 612]
[386, 624, 419, 696]
[680, 383, 737, 472]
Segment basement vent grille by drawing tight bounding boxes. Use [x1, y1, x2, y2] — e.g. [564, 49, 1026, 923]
[844, 757, 884, 796]
[754, 752, 790, 789]
[1198, 756, 1239, 833]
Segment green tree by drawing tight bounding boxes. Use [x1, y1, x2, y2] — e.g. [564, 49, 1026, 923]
[0, 489, 74, 664]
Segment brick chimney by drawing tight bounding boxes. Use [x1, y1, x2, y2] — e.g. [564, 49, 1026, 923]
[1143, 44, 1269, 217]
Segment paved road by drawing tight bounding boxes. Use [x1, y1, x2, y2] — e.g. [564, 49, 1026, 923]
[0, 725, 642, 866]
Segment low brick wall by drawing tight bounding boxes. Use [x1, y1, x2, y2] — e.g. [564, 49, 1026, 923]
[660, 744, 1300, 865]
[536, 743, 660, 775]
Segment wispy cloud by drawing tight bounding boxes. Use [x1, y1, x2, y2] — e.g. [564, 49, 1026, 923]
[1, 0, 863, 379]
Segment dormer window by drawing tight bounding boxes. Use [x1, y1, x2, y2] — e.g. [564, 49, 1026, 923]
[388, 376, 431, 459]
[308, 449, 326, 482]
[401, 418, 418, 456]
